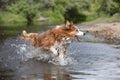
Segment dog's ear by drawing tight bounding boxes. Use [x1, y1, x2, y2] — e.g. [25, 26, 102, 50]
[65, 20, 72, 29]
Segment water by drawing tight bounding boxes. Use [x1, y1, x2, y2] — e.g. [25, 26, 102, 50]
[0, 24, 120, 80]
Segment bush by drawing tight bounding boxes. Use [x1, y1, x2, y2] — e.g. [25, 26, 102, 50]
[34, 10, 65, 24]
[50, 11, 65, 24]
[6, 0, 40, 24]
[64, 7, 87, 23]
[1, 0, 120, 25]
[0, 12, 27, 24]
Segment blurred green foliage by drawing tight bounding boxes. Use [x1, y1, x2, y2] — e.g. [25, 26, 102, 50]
[0, 0, 120, 24]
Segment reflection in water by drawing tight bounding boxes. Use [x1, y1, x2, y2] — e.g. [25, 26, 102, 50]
[19, 60, 94, 80]
[42, 65, 71, 80]
[0, 68, 15, 80]
[19, 61, 72, 80]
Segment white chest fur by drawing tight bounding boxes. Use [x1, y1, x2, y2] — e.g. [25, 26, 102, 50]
[50, 38, 72, 59]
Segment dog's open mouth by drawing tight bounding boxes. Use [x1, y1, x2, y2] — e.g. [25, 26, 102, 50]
[74, 35, 80, 41]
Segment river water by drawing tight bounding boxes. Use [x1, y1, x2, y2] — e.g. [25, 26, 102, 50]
[0, 24, 120, 80]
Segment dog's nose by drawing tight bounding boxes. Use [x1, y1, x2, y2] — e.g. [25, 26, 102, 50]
[83, 33, 86, 36]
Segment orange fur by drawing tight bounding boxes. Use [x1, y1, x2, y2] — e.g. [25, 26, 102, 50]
[21, 21, 85, 58]
[21, 21, 80, 48]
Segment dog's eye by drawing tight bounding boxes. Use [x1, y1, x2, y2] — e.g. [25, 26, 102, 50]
[76, 29, 79, 32]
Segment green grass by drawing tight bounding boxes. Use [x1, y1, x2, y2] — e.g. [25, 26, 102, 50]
[0, 12, 27, 24]
[81, 15, 120, 25]
[1, 11, 120, 26]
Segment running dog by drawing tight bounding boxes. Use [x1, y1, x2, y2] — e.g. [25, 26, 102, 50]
[21, 21, 85, 60]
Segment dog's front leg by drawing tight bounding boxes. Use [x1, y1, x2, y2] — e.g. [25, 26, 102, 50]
[59, 47, 66, 60]
[59, 53, 65, 60]
[50, 46, 58, 55]
[58, 52, 66, 65]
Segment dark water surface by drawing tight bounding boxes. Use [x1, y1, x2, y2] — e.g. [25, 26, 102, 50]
[0, 24, 120, 80]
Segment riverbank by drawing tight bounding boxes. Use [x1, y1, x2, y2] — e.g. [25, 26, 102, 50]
[81, 15, 120, 25]
[81, 22, 120, 43]
[1, 13, 120, 44]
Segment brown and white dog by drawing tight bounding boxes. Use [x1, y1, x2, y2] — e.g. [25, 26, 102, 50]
[21, 21, 85, 60]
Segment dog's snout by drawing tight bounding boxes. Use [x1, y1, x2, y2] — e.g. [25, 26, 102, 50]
[83, 33, 86, 36]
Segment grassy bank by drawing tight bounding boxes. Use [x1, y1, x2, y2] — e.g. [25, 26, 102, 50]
[0, 12, 27, 24]
[0, 11, 120, 26]
[1, 0, 120, 25]
[0, 12, 65, 25]
[81, 14, 120, 25]
[0, 12, 111, 26]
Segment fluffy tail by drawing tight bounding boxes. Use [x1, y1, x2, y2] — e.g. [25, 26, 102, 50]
[21, 30, 27, 39]
[21, 30, 38, 44]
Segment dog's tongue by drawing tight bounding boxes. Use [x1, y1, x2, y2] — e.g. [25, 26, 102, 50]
[75, 35, 80, 41]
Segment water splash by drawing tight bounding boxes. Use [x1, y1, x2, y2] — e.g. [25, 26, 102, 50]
[12, 43, 77, 66]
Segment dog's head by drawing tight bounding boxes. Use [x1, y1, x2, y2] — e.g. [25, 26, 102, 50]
[57, 21, 85, 42]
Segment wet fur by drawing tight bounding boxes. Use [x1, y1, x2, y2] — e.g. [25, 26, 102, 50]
[21, 21, 84, 59]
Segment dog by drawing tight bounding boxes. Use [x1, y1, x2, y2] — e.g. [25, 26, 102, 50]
[21, 21, 85, 60]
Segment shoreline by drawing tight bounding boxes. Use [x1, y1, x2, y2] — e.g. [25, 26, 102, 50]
[81, 22, 120, 43]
